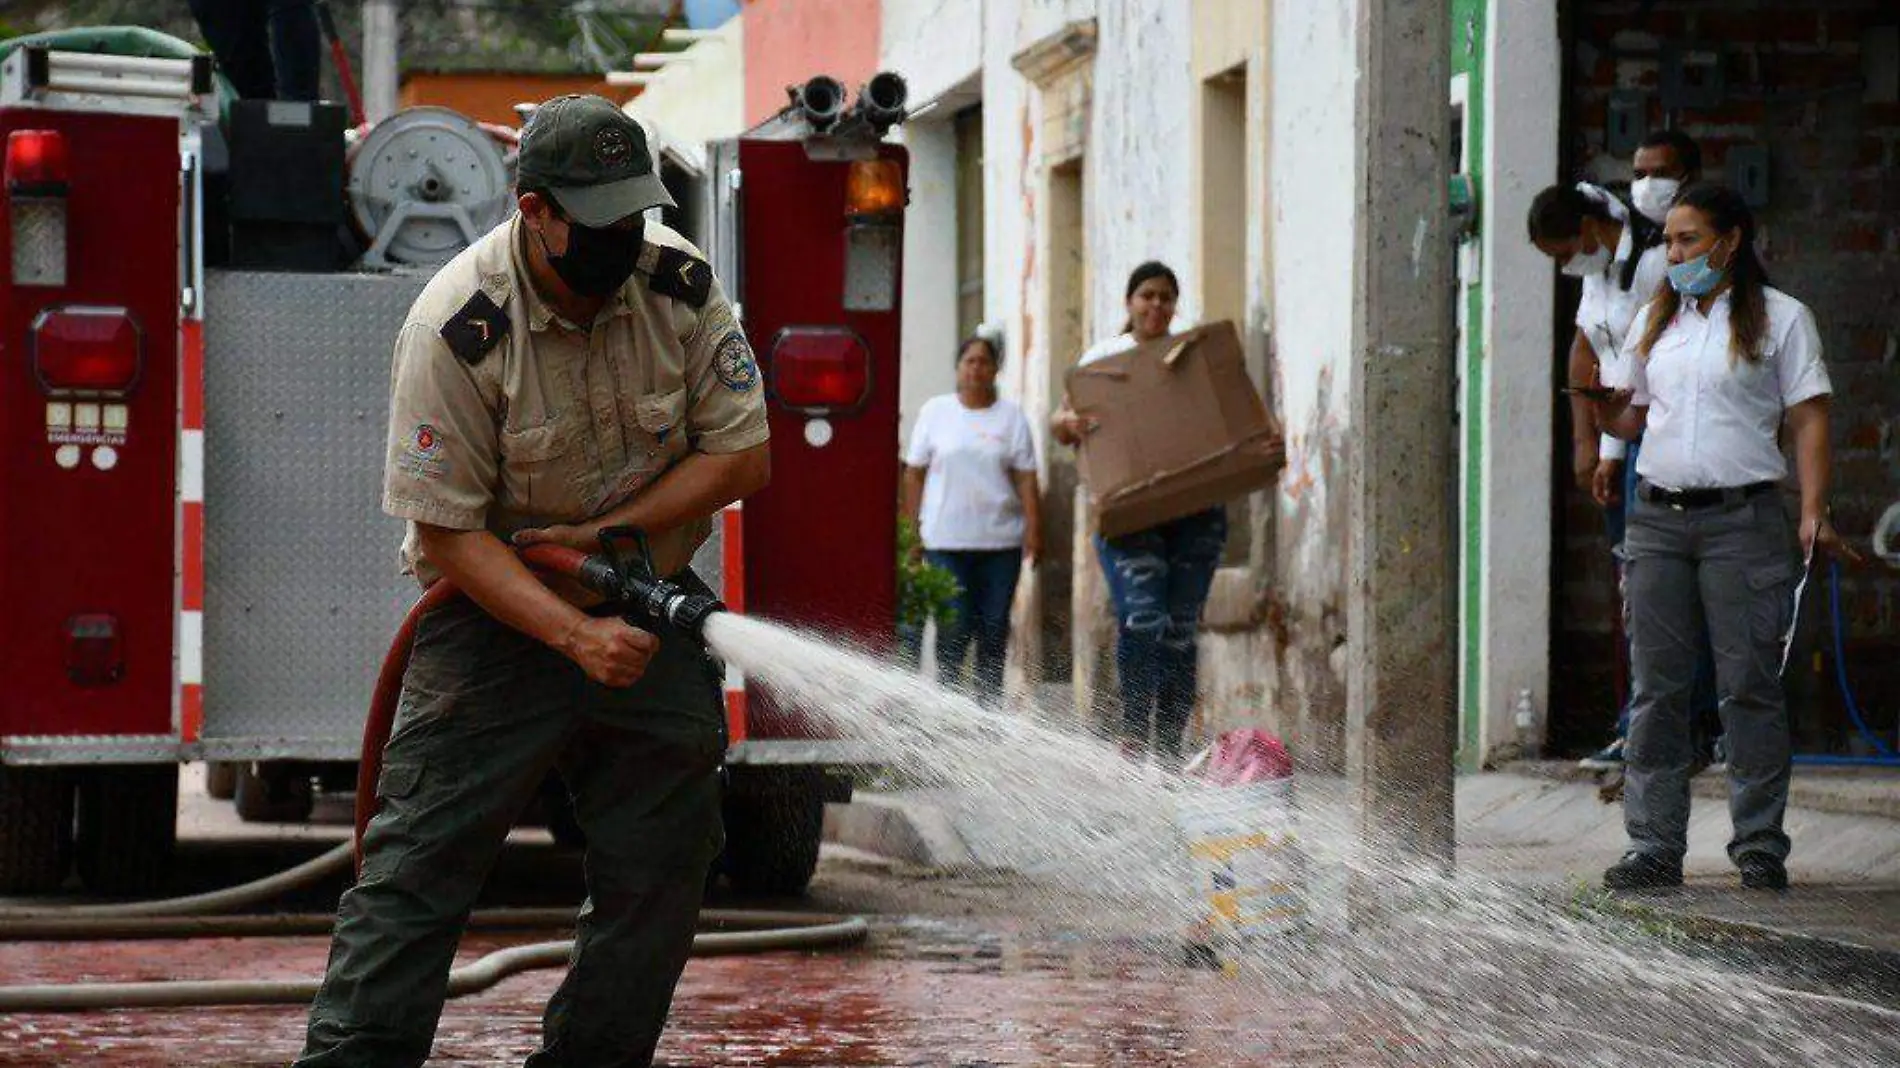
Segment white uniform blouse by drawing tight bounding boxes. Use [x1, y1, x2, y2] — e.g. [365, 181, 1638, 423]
[1580, 219, 1670, 462]
[1623, 286, 1831, 491]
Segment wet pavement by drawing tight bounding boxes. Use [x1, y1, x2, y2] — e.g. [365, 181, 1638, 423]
[0, 919, 1413, 1067]
[5, 769, 1900, 1066]
[0, 772, 1411, 1067]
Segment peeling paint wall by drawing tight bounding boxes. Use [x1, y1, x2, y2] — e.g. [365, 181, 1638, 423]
[879, 0, 1365, 763]
[1253, 0, 1365, 770]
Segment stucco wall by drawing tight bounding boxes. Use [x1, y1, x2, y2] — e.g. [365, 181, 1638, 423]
[622, 17, 746, 156]
[882, 0, 984, 445]
[743, 0, 884, 126]
[881, 0, 985, 107]
[1187, 0, 1280, 746]
[1476, 0, 1558, 763]
[893, 118, 960, 444]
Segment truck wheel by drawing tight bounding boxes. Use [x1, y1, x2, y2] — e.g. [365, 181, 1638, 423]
[205, 761, 239, 800]
[234, 762, 315, 823]
[721, 771, 826, 897]
[0, 767, 74, 894]
[74, 766, 179, 897]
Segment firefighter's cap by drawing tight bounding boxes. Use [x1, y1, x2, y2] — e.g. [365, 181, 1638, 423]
[516, 94, 676, 227]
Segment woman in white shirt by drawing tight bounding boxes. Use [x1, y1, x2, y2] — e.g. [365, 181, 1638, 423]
[902, 336, 1041, 705]
[1594, 182, 1851, 893]
[1051, 262, 1230, 761]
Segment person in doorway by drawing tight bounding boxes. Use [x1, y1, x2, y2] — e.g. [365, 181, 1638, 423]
[189, 0, 322, 101]
[295, 96, 770, 1067]
[1593, 182, 1852, 892]
[901, 335, 1043, 705]
[1527, 180, 1720, 774]
[1628, 128, 1703, 226]
[1051, 262, 1237, 761]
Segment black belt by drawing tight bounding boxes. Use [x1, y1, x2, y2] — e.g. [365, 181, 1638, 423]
[1635, 479, 1777, 511]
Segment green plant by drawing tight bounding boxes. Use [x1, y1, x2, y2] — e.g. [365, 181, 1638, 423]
[897, 518, 959, 628]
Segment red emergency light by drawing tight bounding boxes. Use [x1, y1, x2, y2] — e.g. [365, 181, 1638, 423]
[6, 129, 69, 197]
[769, 327, 871, 414]
[31, 307, 144, 398]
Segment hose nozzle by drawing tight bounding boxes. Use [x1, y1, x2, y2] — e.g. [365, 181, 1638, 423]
[577, 527, 725, 640]
[619, 572, 726, 640]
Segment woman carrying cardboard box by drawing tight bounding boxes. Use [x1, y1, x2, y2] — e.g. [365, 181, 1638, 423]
[1053, 262, 1228, 761]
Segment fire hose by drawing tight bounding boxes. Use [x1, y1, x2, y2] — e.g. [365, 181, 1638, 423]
[0, 531, 869, 1012]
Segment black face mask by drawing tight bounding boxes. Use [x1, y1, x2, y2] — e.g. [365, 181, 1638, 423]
[540, 214, 643, 297]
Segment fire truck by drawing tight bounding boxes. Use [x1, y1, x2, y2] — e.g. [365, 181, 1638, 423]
[0, 29, 905, 898]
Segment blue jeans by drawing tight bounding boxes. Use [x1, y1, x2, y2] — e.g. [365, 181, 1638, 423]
[1608, 439, 1720, 746]
[1094, 507, 1228, 757]
[925, 549, 1022, 706]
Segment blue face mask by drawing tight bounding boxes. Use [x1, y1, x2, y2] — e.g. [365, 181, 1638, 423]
[1667, 243, 1728, 297]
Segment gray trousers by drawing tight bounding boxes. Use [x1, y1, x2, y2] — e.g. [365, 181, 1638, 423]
[296, 592, 727, 1068]
[1622, 491, 1798, 864]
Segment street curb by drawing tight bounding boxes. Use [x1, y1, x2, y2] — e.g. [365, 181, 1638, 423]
[1599, 895, 1900, 1010]
[822, 794, 976, 870]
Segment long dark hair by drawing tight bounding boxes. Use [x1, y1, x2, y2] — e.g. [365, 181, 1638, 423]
[1635, 181, 1770, 365]
[1119, 261, 1179, 334]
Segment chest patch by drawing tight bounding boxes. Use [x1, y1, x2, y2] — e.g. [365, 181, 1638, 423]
[439, 291, 509, 365]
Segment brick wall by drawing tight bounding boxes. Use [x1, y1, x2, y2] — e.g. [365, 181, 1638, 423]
[1560, 0, 1900, 753]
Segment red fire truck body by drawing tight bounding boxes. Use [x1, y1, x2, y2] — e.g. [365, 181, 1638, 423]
[0, 42, 905, 898]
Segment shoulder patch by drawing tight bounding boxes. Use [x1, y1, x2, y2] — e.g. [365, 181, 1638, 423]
[439, 291, 509, 365]
[713, 330, 758, 393]
[647, 246, 712, 309]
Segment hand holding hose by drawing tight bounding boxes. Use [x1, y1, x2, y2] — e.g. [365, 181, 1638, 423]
[554, 616, 658, 688]
[1802, 513, 1864, 567]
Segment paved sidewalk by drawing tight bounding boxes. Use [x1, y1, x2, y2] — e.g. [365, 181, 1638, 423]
[826, 765, 1900, 963]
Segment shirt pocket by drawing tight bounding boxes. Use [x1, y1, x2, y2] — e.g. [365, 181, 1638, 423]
[637, 387, 688, 449]
[498, 422, 565, 515]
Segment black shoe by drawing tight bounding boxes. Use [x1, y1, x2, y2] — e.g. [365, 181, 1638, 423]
[1738, 853, 1789, 891]
[1603, 851, 1683, 890]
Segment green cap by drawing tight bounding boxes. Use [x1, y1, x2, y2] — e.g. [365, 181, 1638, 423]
[516, 94, 675, 227]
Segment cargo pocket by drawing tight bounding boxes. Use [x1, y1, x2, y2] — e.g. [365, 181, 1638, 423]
[1746, 560, 1799, 650]
[499, 422, 564, 513]
[376, 761, 423, 803]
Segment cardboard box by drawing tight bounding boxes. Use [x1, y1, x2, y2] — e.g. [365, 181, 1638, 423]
[1067, 321, 1282, 539]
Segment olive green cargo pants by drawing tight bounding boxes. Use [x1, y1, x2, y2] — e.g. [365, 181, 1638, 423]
[295, 590, 727, 1068]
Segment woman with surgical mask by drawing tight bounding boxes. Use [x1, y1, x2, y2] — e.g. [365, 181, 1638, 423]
[1591, 182, 1852, 894]
[1527, 183, 1669, 499]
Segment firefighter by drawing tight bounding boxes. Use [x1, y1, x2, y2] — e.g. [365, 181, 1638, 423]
[296, 95, 770, 1068]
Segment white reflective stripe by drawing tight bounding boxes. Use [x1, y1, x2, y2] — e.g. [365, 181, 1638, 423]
[179, 610, 203, 685]
[724, 662, 745, 692]
[180, 429, 204, 502]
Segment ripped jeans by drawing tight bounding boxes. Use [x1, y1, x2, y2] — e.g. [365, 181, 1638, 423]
[1094, 507, 1228, 757]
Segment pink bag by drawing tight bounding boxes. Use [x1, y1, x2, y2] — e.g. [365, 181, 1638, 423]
[1186, 728, 1293, 787]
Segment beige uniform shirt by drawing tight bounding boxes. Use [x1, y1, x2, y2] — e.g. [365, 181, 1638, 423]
[383, 216, 768, 584]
